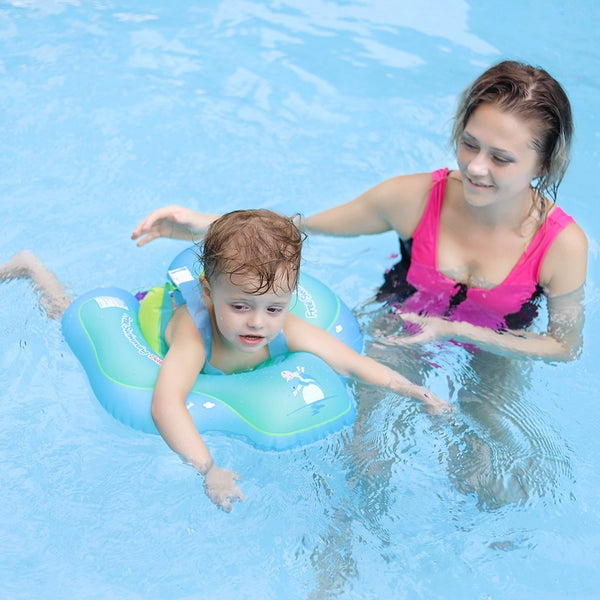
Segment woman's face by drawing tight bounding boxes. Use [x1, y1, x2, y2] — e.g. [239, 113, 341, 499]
[456, 103, 543, 210]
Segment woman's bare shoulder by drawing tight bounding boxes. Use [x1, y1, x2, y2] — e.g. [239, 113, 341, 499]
[377, 170, 443, 238]
[541, 217, 588, 295]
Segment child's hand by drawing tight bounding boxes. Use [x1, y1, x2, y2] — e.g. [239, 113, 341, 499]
[408, 384, 453, 415]
[203, 465, 245, 512]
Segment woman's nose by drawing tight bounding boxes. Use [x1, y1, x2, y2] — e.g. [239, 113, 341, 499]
[467, 151, 489, 176]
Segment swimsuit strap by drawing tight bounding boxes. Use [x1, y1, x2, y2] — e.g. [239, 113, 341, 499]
[409, 167, 449, 269]
[503, 205, 575, 286]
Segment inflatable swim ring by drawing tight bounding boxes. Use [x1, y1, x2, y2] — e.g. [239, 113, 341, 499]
[62, 247, 363, 450]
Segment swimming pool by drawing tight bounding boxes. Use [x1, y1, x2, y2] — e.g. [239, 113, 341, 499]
[1, 1, 599, 598]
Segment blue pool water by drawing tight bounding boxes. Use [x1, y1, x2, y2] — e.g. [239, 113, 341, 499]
[1, 1, 599, 599]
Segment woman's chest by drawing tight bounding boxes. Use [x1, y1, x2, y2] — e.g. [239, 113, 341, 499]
[436, 222, 533, 289]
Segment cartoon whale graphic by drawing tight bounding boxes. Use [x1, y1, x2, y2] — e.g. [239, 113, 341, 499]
[280, 367, 325, 405]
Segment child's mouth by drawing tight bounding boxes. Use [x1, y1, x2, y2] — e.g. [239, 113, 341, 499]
[240, 334, 265, 346]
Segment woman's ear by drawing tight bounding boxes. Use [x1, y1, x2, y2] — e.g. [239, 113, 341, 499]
[536, 158, 547, 181]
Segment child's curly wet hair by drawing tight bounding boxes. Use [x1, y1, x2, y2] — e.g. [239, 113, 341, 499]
[199, 209, 305, 294]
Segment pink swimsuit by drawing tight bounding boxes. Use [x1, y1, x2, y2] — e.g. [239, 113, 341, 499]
[377, 168, 575, 330]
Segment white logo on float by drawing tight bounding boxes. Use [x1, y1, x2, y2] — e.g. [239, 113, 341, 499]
[168, 266, 195, 286]
[95, 296, 128, 310]
[120, 314, 162, 365]
[296, 285, 317, 319]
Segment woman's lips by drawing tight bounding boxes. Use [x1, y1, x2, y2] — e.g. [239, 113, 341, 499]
[466, 175, 494, 189]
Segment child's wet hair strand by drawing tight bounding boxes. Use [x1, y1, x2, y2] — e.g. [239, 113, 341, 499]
[199, 209, 306, 294]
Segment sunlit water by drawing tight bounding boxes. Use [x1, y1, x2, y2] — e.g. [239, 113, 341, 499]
[1, 2, 599, 599]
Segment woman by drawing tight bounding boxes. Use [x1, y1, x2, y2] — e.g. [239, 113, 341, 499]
[132, 61, 588, 362]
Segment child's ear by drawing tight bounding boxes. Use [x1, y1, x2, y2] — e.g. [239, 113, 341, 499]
[200, 276, 212, 304]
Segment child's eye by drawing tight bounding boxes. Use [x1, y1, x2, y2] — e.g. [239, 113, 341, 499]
[232, 304, 248, 311]
[267, 306, 284, 314]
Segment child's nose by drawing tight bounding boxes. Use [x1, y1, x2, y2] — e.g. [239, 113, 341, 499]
[247, 312, 264, 329]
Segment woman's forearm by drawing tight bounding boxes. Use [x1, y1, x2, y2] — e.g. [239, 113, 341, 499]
[298, 181, 396, 237]
[389, 311, 583, 362]
[300, 206, 391, 237]
[131, 206, 220, 246]
[442, 319, 580, 361]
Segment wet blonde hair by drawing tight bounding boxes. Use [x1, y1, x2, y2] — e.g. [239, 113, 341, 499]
[200, 209, 305, 294]
[451, 60, 573, 203]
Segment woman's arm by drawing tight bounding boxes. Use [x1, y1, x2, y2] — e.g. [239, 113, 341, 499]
[385, 302, 583, 362]
[131, 205, 219, 247]
[131, 172, 433, 246]
[283, 313, 452, 413]
[152, 307, 244, 511]
[301, 172, 432, 240]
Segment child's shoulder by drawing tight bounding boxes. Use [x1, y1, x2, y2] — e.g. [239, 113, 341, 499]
[165, 304, 207, 351]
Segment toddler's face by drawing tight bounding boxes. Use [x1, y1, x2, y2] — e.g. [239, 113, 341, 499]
[204, 271, 293, 354]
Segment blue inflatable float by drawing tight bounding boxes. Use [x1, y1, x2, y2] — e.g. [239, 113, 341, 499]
[62, 247, 363, 450]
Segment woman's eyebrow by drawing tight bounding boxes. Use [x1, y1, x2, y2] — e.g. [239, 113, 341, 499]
[462, 130, 515, 158]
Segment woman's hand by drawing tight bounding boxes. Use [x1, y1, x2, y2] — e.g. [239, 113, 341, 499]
[203, 465, 245, 513]
[387, 312, 456, 346]
[131, 205, 219, 247]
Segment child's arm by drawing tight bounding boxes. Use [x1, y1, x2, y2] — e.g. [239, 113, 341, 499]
[152, 306, 244, 512]
[0, 250, 72, 319]
[284, 313, 451, 414]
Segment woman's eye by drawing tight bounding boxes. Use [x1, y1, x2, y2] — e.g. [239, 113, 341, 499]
[462, 140, 478, 151]
[492, 155, 510, 165]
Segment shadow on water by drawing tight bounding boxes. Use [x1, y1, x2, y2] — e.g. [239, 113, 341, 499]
[306, 300, 575, 598]
[443, 351, 575, 511]
[361, 299, 575, 512]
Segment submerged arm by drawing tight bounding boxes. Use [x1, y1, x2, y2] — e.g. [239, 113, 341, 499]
[390, 291, 584, 361]
[284, 313, 452, 413]
[0, 250, 72, 319]
[152, 307, 244, 511]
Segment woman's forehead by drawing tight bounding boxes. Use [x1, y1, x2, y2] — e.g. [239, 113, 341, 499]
[465, 104, 539, 153]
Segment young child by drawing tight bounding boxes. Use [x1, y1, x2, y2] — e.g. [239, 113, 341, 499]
[1, 209, 450, 512]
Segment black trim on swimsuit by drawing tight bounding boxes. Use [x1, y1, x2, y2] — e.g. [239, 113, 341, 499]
[376, 238, 417, 304]
[376, 237, 543, 330]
